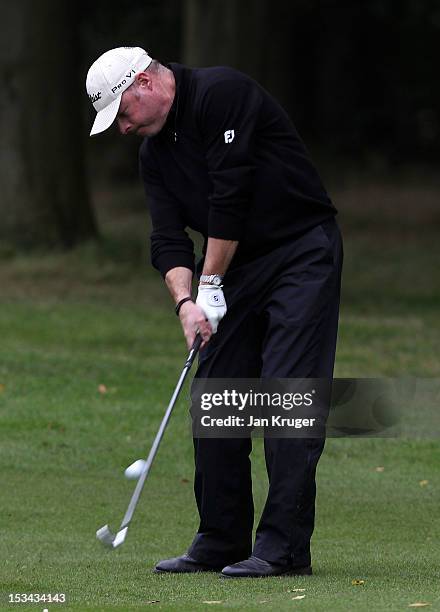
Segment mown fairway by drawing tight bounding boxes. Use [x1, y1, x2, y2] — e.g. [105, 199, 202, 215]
[1, 178, 439, 611]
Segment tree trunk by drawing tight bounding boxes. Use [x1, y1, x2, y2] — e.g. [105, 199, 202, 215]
[183, 0, 240, 67]
[182, 0, 297, 116]
[0, 0, 97, 250]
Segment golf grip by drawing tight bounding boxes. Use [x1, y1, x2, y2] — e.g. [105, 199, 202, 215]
[118, 333, 202, 530]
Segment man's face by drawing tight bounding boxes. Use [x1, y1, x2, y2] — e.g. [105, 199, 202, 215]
[116, 73, 169, 137]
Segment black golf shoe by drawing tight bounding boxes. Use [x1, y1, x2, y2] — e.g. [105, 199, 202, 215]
[154, 553, 224, 573]
[221, 555, 313, 578]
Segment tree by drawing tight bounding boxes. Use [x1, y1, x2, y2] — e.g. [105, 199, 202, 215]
[0, 0, 97, 249]
[183, 0, 269, 75]
[182, 0, 297, 117]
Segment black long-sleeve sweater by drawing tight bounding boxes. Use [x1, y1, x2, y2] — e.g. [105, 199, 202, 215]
[139, 63, 336, 278]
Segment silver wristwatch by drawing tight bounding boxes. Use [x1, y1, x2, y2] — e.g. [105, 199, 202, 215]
[200, 274, 224, 286]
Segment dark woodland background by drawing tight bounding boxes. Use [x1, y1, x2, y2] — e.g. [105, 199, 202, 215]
[1, 0, 439, 249]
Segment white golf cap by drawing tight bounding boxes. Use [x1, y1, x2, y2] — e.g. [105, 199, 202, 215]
[86, 46, 152, 136]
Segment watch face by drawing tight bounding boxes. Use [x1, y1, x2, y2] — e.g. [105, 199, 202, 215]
[213, 276, 222, 285]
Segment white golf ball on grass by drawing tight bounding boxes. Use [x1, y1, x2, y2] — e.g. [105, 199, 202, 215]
[124, 459, 146, 480]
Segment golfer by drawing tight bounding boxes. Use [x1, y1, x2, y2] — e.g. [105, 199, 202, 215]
[86, 46, 343, 578]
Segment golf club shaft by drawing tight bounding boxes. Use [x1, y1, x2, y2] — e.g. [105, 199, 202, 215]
[117, 333, 202, 531]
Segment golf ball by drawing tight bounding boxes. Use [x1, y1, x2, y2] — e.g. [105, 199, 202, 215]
[124, 459, 146, 480]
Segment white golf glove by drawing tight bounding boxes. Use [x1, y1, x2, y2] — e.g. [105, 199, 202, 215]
[196, 285, 227, 334]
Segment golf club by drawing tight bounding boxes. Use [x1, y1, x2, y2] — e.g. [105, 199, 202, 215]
[96, 333, 203, 549]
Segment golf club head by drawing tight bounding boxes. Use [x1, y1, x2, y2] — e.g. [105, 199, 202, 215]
[96, 524, 128, 549]
[112, 526, 128, 548]
[96, 524, 115, 547]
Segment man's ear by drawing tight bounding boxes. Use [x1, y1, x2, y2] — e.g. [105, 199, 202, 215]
[135, 71, 152, 89]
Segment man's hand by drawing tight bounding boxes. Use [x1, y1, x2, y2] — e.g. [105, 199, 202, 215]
[179, 300, 213, 349]
[165, 236, 235, 350]
[196, 285, 227, 333]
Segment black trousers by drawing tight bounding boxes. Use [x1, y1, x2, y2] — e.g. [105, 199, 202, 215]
[188, 218, 343, 567]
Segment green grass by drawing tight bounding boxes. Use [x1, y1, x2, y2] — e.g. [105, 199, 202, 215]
[0, 181, 439, 611]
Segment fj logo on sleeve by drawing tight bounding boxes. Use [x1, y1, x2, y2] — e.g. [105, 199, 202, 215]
[224, 130, 235, 143]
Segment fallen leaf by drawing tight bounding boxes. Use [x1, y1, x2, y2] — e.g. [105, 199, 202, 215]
[202, 602, 223, 605]
[375, 466, 385, 472]
[0, 384, 5, 393]
[352, 579, 365, 585]
[291, 595, 306, 600]
[181, 478, 189, 483]
[289, 588, 306, 593]
[98, 384, 107, 394]
[408, 604, 431, 608]
[419, 480, 429, 487]
[47, 422, 65, 432]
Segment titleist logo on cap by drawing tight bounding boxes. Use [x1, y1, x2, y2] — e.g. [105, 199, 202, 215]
[89, 92, 102, 104]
